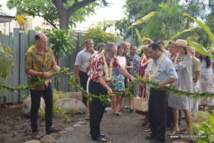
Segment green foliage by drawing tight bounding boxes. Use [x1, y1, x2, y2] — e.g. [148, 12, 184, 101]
[0, 44, 14, 85]
[69, 75, 114, 105]
[53, 89, 70, 103]
[53, 104, 72, 123]
[184, 13, 214, 43]
[39, 104, 71, 123]
[125, 75, 214, 99]
[7, 0, 99, 29]
[34, 26, 44, 33]
[83, 26, 116, 48]
[38, 108, 45, 121]
[114, 18, 128, 37]
[120, 0, 209, 43]
[187, 39, 214, 60]
[47, 29, 75, 64]
[171, 26, 199, 40]
[21, 94, 27, 102]
[0, 67, 70, 92]
[191, 111, 214, 143]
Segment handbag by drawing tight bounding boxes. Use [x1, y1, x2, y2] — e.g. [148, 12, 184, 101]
[134, 97, 149, 112]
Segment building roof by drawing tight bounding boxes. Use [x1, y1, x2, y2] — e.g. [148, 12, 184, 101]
[0, 9, 14, 17]
[0, 9, 15, 23]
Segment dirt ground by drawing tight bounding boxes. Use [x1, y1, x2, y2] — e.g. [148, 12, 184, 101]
[0, 102, 196, 143]
[0, 103, 85, 143]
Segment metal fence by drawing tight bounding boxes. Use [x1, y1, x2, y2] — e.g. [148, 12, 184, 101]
[0, 28, 83, 104]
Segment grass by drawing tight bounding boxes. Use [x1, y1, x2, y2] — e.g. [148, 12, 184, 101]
[53, 88, 70, 102]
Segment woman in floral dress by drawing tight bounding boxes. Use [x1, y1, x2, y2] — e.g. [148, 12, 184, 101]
[111, 45, 127, 115]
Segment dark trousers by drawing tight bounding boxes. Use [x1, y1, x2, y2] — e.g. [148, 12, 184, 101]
[30, 86, 53, 133]
[89, 80, 107, 139]
[79, 71, 88, 105]
[149, 88, 168, 141]
[166, 94, 173, 128]
[166, 96, 182, 128]
[166, 106, 174, 128]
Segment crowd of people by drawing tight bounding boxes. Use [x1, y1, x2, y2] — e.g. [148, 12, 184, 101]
[74, 38, 214, 143]
[25, 33, 214, 143]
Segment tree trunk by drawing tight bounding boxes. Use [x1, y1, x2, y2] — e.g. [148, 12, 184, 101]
[59, 12, 69, 30]
[52, 0, 96, 30]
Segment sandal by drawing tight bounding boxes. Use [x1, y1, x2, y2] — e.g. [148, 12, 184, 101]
[169, 128, 179, 136]
[113, 112, 122, 116]
[141, 120, 149, 126]
[145, 128, 151, 133]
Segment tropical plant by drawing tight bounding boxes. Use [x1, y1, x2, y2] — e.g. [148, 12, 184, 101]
[0, 44, 14, 86]
[118, 0, 208, 43]
[172, 13, 214, 60]
[191, 111, 214, 143]
[47, 28, 75, 65]
[83, 26, 116, 48]
[39, 104, 71, 123]
[114, 18, 128, 37]
[47, 29, 75, 90]
[53, 88, 70, 102]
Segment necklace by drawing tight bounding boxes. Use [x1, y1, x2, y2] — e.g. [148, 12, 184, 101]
[101, 50, 113, 81]
[148, 55, 165, 81]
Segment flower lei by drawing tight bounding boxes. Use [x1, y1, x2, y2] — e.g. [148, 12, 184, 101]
[141, 58, 150, 67]
[148, 54, 165, 81]
[101, 50, 113, 81]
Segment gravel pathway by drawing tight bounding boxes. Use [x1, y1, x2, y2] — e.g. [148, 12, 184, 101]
[54, 107, 191, 143]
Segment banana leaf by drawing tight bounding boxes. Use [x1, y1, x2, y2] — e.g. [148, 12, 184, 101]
[183, 13, 214, 43]
[210, 49, 214, 53]
[187, 39, 214, 60]
[128, 12, 156, 29]
[171, 26, 199, 40]
[209, 115, 214, 134]
[135, 28, 142, 44]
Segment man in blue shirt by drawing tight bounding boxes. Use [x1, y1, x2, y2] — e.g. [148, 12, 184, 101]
[144, 42, 178, 143]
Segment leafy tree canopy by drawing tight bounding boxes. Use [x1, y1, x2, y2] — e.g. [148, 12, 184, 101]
[83, 26, 116, 48]
[7, 0, 108, 29]
[115, 0, 209, 44]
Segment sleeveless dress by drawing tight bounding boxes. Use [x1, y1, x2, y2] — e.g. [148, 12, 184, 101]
[111, 56, 126, 91]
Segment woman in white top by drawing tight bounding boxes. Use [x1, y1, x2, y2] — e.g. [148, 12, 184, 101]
[111, 45, 127, 116]
[198, 54, 214, 107]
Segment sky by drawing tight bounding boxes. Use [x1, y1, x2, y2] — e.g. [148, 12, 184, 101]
[0, 0, 16, 15]
[0, 0, 126, 30]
